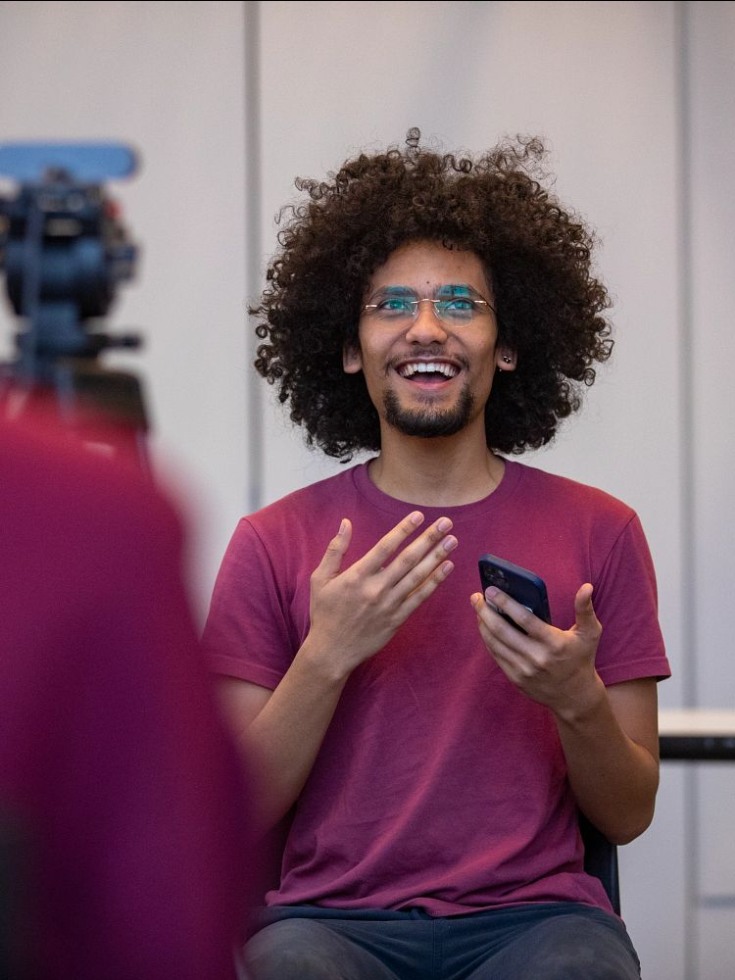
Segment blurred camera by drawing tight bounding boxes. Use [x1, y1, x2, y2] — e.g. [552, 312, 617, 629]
[0, 141, 140, 381]
[0, 142, 152, 468]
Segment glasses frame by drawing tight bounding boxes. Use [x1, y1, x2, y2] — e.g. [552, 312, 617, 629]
[361, 284, 496, 324]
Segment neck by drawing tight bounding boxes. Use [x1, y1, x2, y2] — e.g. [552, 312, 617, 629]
[368, 426, 505, 507]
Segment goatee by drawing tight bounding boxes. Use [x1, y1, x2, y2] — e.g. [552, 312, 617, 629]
[383, 387, 474, 438]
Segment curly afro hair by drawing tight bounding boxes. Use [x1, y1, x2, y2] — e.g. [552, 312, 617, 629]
[252, 128, 613, 460]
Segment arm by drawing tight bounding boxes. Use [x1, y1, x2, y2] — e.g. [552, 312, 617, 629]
[471, 583, 660, 844]
[219, 511, 457, 833]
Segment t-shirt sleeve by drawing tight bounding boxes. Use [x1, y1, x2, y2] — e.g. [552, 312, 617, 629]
[202, 517, 298, 690]
[591, 512, 671, 686]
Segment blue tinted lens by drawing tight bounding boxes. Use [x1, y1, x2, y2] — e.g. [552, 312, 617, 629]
[380, 297, 416, 315]
[370, 288, 418, 318]
[436, 297, 475, 321]
[435, 285, 480, 322]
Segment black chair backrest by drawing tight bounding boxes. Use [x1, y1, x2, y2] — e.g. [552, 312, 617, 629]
[579, 813, 620, 915]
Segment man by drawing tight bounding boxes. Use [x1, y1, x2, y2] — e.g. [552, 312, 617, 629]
[203, 129, 671, 979]
[0, 401, 255, 980]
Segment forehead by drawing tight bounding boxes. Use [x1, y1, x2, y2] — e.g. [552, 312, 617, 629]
[367, 240, 491, 293]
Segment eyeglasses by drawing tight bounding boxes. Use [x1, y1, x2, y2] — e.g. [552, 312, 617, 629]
[361, 284, 496, 326]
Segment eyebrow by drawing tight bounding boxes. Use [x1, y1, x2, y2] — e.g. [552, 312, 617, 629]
[436, 284, 475, 296]
[372, 283, 483, 297]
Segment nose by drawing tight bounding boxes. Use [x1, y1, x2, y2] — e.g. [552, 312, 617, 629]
[404, 299, 448, 343]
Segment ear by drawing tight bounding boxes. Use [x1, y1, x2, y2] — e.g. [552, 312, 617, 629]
[343, 343, 363, 374]
[495, 347, 517, 372]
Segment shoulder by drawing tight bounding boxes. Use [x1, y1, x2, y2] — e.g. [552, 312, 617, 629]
[211, 465, 368, 582]
[241, 463, 367, 533]
[507, 459, 636, 521]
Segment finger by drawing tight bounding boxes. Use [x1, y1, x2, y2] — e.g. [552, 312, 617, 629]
[358, 511, 426, 574]
[574, 582, 600, 635]
[394, 555, 456, 619]
[312, 518, 352, 584]
[375, 516, 456, 591]
[575, 582, 594, 614]
[393, 529, 458, 599]
[472, 593, 529, 677]
[472, 592, 521, 648]
[482, 585, 539, 637]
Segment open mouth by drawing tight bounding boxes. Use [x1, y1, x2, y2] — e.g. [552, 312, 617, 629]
[396, 360, 459, 382]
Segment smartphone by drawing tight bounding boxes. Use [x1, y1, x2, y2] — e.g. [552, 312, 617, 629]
[478, 554, 552, 631]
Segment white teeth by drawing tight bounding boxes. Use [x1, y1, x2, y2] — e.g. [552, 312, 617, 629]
[399, 362, 458, 379]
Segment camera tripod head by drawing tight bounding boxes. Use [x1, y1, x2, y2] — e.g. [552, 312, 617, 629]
[0, 141, 150, 465]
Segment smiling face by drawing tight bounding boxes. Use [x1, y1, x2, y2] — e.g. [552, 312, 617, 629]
[343, 240, 514, 443]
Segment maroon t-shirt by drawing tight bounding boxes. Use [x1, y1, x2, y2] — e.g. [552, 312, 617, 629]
[204, 459, 670, 916]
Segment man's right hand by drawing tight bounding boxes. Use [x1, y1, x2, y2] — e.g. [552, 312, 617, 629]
[307, 511, 457, 677]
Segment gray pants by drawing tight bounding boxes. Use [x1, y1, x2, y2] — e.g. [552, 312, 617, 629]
[241, 903, 641, 980]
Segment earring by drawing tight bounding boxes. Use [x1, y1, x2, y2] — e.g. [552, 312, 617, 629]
[502, 355, 512, 364]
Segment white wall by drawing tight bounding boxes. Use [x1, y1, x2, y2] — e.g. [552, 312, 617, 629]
[684, 5, 735, 976]
[1, 2, 733, 977]
[0, 0, 251, 622]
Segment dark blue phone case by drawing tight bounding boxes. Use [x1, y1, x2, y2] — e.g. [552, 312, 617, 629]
[478, 553, 552, 629]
